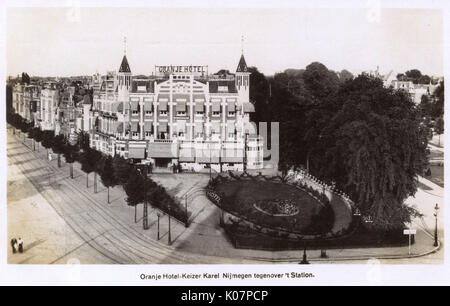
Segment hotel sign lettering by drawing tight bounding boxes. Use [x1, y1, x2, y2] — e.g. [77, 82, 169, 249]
[155, 65, 208, 76]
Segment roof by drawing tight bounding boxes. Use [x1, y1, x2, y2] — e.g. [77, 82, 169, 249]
[131, 79, 154, 93]
[236, 54, 248, 72]
[209, 80, 237, 93]
[119, 55, 131, 73]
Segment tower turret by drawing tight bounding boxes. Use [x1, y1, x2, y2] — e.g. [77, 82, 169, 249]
[235, 53, 250, 103]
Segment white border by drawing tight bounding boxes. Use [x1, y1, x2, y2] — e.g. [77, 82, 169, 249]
[0, 0, 449, 286]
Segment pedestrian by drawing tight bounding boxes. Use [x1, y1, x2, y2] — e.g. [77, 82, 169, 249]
[17, 237, 24, 253]
[10, 238, 17, 254]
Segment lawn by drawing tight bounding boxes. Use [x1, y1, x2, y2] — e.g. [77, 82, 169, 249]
[214, 180, 324, 234]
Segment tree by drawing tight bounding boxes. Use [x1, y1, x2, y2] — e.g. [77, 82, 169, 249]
[112, 155, 132, 186]
[63, 142, 77, 179]
[34, 128, 43, 152]
[79, 148, 96, 188]
[100, 156, 117, 204]
[41, 130, 55, 158]
[405, 69, 422, 82]
[52, 134, 66, 168]
[310, 75, 428, 230]
[91, 149, 103, 193]
[338, 69, 354, 83]
[302, 62, 340, 99]
[27, 126, 36, 151]
[76, 130, 90, 152]
[434, 116, 444, 147]
[431, 80, 444, 119]
[123, 168, 145, 222]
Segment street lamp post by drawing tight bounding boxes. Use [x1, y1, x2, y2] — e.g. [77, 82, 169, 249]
[434, 203, 440, 247]
[136, 164, 149, 230]
[299, 246, 310, 264]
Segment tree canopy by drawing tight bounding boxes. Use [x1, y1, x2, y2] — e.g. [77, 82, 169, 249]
[251, 62, 430, 230]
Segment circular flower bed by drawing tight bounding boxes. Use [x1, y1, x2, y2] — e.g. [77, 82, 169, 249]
[209, 179, 331, 234]
[254, 199, 300, 216]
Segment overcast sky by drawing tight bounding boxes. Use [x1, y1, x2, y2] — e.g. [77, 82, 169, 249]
[6, 7, 443, 77]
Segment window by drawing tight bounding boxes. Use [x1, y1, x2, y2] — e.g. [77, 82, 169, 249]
[160, 111, 168, 116]
[228, 133, 234, 138]
[145, 110, 152, 115]
[132, 132, 139, 137]
[132, 110, 139, 115]
[212, 111, 220, 116]
[196, 111, 204, 115]
[228, 111, 235, 116]
[177, 111, 186, 116]
[178, 132, 184, 137]
[145, 131, 152, 137]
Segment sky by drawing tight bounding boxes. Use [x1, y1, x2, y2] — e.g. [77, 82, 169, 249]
[6, 7, 444, 77]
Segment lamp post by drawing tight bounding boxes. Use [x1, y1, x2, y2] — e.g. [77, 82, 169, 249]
[136, 163, 149, 230]
[299, 246, 310, 264]
[434, 203, 439, 247]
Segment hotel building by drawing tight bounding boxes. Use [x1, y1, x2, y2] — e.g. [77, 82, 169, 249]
[88, 49, 263, 171]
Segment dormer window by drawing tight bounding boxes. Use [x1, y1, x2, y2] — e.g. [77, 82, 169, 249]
[218, 86, 228, 93]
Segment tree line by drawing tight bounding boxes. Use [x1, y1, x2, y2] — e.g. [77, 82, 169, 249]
[249, 62, 438, 230]
[7, 113, 188, 225]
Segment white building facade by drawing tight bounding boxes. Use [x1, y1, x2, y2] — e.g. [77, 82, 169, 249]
[89, 51, 263, 171]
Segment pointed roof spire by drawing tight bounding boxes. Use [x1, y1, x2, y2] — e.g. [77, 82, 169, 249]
[236, 54, 248, 73]
[119, 36, 131, 73]
[236, 35, 248, 72]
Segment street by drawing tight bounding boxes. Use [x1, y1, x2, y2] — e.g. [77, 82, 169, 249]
[6, 130, 443, 264]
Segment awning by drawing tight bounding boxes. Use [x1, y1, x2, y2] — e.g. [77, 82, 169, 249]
[131, 122, 139, 132]
[228, 102, 236, 112]
[179, 147, 195, 162]
[159, 122, 168, 133]
[147, 142, 178, 158]
[128, 147, 145, 159]
[159, 101, 168, 111]
[243, 102, 255, 113]
[143, 103, 152, 112]
[212, 102, 221, 112]
[176, 102, 186, 112]
[195, 102, 204, 112]
[130, 101, 139, 111]
[144, 121, 153, 132]
[195, 122, 203, 134]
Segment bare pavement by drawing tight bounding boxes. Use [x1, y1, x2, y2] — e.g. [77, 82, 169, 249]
[6, 129, 443, 264]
